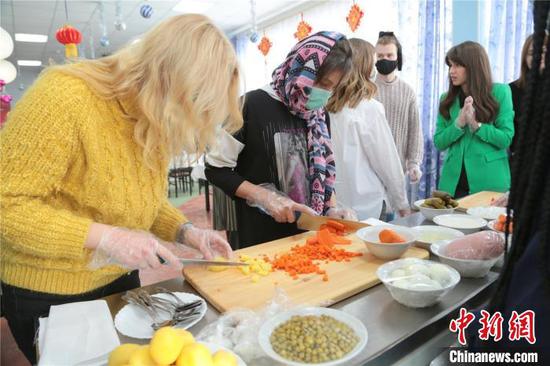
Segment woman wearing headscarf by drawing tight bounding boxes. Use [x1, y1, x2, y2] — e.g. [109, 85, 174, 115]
[206, 32, 353, 248]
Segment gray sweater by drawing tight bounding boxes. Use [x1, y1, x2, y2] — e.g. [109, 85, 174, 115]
[375, 75, 424, 171]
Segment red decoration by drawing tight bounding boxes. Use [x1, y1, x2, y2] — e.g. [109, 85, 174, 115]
[258, 35, 272, 57]
[294, 13, 312, 41]
[55, 24, 82, 58]
[346, 2, 364, 32]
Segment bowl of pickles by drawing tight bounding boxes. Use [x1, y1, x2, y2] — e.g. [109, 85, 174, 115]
[259, 307, 368, 366]
[415, 190, 459, 221]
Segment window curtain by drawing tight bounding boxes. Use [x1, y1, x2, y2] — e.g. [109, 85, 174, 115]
[480, 0, 534, 83]
[416, 0, 453, 198]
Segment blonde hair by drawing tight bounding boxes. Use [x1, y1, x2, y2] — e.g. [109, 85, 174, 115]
[327, 38, 377, 113]
[54, 14, 243, 168]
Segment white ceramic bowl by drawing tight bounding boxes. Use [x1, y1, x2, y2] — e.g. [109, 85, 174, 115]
[431, 240, 503, 278]
[466, 206, 506, 220]
[433, 214, 487, 234]
[376, 258, 460, 308]
[414, 199, 455, 221]
[356, 225, 416, 260]
[258, 307, 368, 366]
[411, 225, 465, 249]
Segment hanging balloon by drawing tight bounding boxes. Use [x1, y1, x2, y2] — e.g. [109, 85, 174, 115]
[0, 27, 14, 59]
[114, 20, 127, 31]
[0, 60, 17, 84]
[140, 4, 153, 19]
[100, 36, 110, 47]
[56, 24, 82, 58]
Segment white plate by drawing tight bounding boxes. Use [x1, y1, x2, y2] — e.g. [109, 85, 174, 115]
[259, 307, 368, 366]
[201, 342, 247, 366]
[114, 292, 207, 339]
[411, 225, 464, 249]
[466, 206, 506, 220]
[433, 214, 487, 234]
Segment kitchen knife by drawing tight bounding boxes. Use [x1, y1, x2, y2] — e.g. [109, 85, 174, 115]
[295, 212, 369, 233]
[158, 256, 248, 267]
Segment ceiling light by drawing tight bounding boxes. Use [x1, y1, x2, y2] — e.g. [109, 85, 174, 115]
[15, 33, 48, 43]
[172, 1, 213, 14]
[17, 60, 42, 67]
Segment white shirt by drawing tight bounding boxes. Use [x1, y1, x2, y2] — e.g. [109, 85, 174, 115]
[330, 98, 409, 220]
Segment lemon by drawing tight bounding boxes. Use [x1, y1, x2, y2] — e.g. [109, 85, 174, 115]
[175, 328, 196, 347]
[212, 350, 238, 366]
[150, 326, 187, 365]
[128, 345, 156, 366]
[176, 343, 213, 366]
[108, 344, 140, 366]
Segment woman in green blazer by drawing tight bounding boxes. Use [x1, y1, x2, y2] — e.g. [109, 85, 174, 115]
[434, 41, 514, 198]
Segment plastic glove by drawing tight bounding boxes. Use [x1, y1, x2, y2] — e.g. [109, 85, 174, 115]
[444, 231, 505, 260]
[491, 192, 509, 207]
[398, 208, 411, 217]
[89, 227, 181, 270]
[246, 183, 317, 223]
[326, 202, 358, 221]
[178, 224, 233, 260]
[407, 163, 423, 183]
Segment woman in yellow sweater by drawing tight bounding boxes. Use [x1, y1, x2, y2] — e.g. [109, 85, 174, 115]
[0, 14, 242, 362]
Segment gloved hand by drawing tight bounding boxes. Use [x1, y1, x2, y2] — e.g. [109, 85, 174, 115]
[491, 191, 509, 207]
[247, 183, 317, 223]
[407, 163, 423, 183]
[326, 202, 358, 221]
[89, 227, 181, 270]
[178, 224, 233, 260]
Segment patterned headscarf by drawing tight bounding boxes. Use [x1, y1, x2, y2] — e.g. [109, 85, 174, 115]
[270, 31, 345, 215]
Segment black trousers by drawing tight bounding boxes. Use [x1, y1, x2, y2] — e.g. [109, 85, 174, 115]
[1, 271, 140, 364]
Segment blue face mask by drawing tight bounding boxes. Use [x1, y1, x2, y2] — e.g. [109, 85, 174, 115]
[305, 86, 332, 110]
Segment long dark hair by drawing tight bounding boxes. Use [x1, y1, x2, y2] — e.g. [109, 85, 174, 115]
[489, 1, 550, 312]
[515, 34, 534, 89]
[439, 41, 499, 123]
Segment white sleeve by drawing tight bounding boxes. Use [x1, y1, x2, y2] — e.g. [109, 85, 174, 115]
[359, 105, 409, 211]
[205, 128, 245, 168]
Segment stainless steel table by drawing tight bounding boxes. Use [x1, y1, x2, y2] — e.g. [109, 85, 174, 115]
[103, 212, 499, 366]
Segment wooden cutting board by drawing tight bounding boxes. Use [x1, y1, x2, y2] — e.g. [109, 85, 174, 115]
[182, 231, 429, 313]
[457, 191, 504, 211]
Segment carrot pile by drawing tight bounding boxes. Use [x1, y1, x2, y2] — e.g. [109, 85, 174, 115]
[267, 220, 362, 282]
[378, 229, 406, 243]
[494, 214, 513, 232]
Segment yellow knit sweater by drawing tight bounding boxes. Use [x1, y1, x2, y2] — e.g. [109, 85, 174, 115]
[0, 69, 187, 295]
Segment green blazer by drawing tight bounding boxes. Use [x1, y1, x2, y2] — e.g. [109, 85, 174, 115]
[434, 83, 514, 196]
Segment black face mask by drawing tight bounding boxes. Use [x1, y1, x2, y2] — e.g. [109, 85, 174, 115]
[375, 59, 398, 75]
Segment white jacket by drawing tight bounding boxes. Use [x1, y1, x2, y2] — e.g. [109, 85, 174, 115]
[330, 98, 409, 220]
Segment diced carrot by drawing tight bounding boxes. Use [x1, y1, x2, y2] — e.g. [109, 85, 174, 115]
[498, 214, 507, 224]
[326, 220, 346, 231]
[322, 274, 329, 281]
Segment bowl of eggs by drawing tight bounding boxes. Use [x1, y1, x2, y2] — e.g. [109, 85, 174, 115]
[376, 258, 460, 308]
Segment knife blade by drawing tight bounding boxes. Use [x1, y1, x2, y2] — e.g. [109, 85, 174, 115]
[295, 212, 369, 233]
[176, 258, 249, 267]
